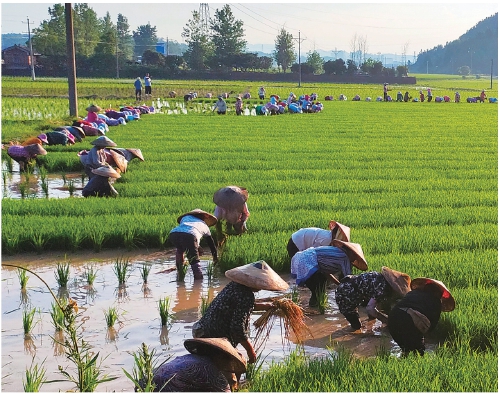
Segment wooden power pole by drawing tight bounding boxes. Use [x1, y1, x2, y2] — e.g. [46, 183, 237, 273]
[65, 3, 78, 117]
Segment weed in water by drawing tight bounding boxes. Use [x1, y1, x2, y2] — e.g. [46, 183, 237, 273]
[84, 265, 98, 286]
[158, 297, 174, 327]
[315, 283, 328, 315]
[139, 263, 152, 284]
[51, 299, 66, 332]
[55, 261, 70, 288]
[104, 307, 119, 328]
[113, 258, 131, 286]
[17, 267, 29, 290]
[23, 357, 47, 392]
[23, 307, 38, 335]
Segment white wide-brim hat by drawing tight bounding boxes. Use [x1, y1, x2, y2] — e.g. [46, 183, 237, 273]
[225, 260, 289, 292]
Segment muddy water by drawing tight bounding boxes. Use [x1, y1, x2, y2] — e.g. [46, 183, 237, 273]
[1, 248, 417, 392]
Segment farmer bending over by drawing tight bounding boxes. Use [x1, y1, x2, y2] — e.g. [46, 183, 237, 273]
[213, 185, 250, 243]
[82, 165, 120, 198]
[6, 143, 47, 172]
[79, 136, 117, 179]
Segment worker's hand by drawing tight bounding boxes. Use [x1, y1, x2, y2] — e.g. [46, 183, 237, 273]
[247, 349, 257, 364]
[407, 308, 430, 334]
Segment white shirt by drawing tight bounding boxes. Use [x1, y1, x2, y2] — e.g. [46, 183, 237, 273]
[291, 228, 332, 251]
[169, 215, 211, 244]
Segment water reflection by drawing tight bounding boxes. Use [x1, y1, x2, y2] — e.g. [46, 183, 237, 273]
[106, 327, 119, 343]
[19, 289, 30, 307]
[172, 282, 203, 323]
[159, 326, 169, 346]
[24, 334, 37, 356]
[115, 285, 129, 302]
[52, 330, 65, 357]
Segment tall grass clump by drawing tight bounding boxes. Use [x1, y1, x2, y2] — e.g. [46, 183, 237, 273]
[123, 343, 169, 392]
[23, 357, 46, 392]
[113, 258, 131, 286]
[55, 261, 70, 288]
[17, 267, 29, 290]
[158, 297, 174, 327]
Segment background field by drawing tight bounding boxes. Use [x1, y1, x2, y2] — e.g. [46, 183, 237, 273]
[1, 76, 498, 391]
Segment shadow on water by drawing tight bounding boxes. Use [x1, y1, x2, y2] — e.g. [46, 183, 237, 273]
[1, 248, 436, 391]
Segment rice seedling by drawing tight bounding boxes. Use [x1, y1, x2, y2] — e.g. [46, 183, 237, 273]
[61, 173, 67, 185]
[123, 228, 142, 250]
[206, 261, 214, 284]
[200, 295, 212, 316]
[23, 307, 38, 336]
[51, 300, 66, 331]
[55, 261, 70, 288]
[287, 285, 301, 305]
[5, 157, 13, 173]
[244, 350, 268, 382]
[2, 170, 8, 188]
[3, 233, 20, 255]
[38, 165, 48, 183]
[80, 173, 86, 186]
[23, 357, 47, 392]
[315, 283, 329, 315]
[158, 297, 174, 327]
[104, 307, 119, 328]
[23, 168, 31, 183]
[67, 180, 76, 197]
[17, 267, 29, 290]
[122, 342, 170, 392]
[89, 229, 106, 252]
[84, 265, 98, 286]
[139, 263, 152, 284]
[113, 258, 131, 286]
[41, 179, 49, 198]
[30, 232, 48, 254]
[68, 229, 86, 252]
[19, 181, 28, 199]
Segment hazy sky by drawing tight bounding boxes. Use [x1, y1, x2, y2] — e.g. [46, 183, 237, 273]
[1, 1, 498, 55]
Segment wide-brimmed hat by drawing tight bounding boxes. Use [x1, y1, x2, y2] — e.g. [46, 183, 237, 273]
[410, 278, 455, 312]
[177, 209, 217, 226]
[69, 126, 86, 139]
[213, 186, 248, 210]
[330, 240, 368, 271]
[90, 136, 117, 147]
[86, 104, 101, 112]
[225, 260, 289, 291]
[24, 144, 47, 156]
[184, 338, 247, 374]
[381, 266, 411, 298]
[329, 220, 351, 242]
[109, 149, 127, 172]
[37, 134, 49, 144]
[91, 165, 121, 179]
[126, 148, 144, 161]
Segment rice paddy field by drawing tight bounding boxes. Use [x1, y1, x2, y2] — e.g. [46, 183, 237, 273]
[1, 75, 498, 391]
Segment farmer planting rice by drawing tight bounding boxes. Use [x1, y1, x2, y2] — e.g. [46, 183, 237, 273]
[86, 104, 101, 123]
[82, 165, 120, 198]
[6, 143, 47, 172]
[192, 260, 288, 385]
[291, 240, 367, 308]
[388, 277, 455, 356]
[335, 265, 411, 331]
[168, 209, 218, 280]
[140, 338, 247, 392]
[79, 136, 117, 179]
[22, 134, 47, 146]
[213, 96, 227, 114]
[287, 220, 351, 259]
[213, 185, 250, 243]
[38, 130, 75, 146]
[235, 97, 243, 115]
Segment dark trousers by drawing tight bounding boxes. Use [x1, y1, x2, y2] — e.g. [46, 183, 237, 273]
[388, 307, 425, 355]
[304, 271, 328, 307]
[168, 232, 200, 268]
[287, 238, 299, 259]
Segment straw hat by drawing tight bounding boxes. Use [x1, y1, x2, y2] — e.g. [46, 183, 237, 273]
[329, 220, 351, 242]
[213, 186, 248, 210]
[126, 148, 145, 161]
[109, 149, 127, 173]
[381, 266, 411, 298]
[90, 136, 117, 147]
[184, 338, 247, 374]
[225, 260, 289, 292]
[86, 104, 101, 112]
[410, 278, 455, 312]
[91, 165, 121, 179]
[24, 144, 47, 156]
[69, 126, 86, 139]
[330, 240, 368, 271]
[37, 134, 49, 144]
[177, 209, 217, 226]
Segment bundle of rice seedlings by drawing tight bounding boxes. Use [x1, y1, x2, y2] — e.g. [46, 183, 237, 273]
[253, 298, 313, 352]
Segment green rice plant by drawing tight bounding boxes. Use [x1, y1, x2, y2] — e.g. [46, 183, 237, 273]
[315, 283, 328, 315]
[89, 228, 106, 252]
[84, 265, 98, 286]
[244, 350, 268, 382]
[122, 343, 170, 392]
[41, 179, 49, 198]
[287, 285, 301, 305]
[68, 229, 86, 252]
[30, 232, 48, 254]
[157, 229, 168, 248]
[55, 261, 70, 288]
[5, 156, 13, 173]
[104, 307, 119, 328]
[51, 299, 66, 331]
[61, 173, 67, 185]
[176, 262, 188, 282]
[38, 165, 48, 183]
[67, 180, 76, 197]
[23, 357, 47, 392]
[139, 263, 152, 284]
[113, 258, 131, 286]
[158, 297, 174, 327]
[2, 170, 8, 188]
[81, 173, 86, 186]
[206, 261, 214, 284]
[23, 168, 32, 183]
[123, 228, 143, 250]
[199, 295, 212, 317]
[17, 267, 29, 290]
[3, 233, 20, 255]
[23, 307, 38, 335]
[19, 181, 28, 199]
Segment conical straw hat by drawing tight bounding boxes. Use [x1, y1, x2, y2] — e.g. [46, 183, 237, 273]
[90, 136, 117, 147]
[331, 239, 368, 271]
[184, 338, 247, 374]
[225, 260, 289, 291]
[109, 149, 127, 173]
[329, 220, 351, 242]
[86, 104, 102, 112]
[213, 186, 248, 210]
[410, 278, 455, 312]
[126, 148, 145, 161]
[381, 266, 411, 298]
[177, 209, 217, 227]
[91, 165, 121, 179]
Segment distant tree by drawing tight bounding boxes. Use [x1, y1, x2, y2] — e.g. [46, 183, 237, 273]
[291, 62, 313, 74]
[346, 59, 358, 74]
[210, 4, 246, 69]
[273, 28, 295, 73]
[73, 3, 101, 57]
[305, 50, 324, 74]
[396, 65, 408, 77]
[117, 13, 134, 61]
[31, 4, 67, 56]
[182, 10, 213, 70]
[457, 65, 471, 76]
[231, 52, 258, 71]
[141, 49, 164, 66]
[164, 55, 186, 72]
[360, 58, 383, 76]
[94, 12, 117, 57]
[257, 56, 273, 71]
[133, 24, 158, 57]
[323, 58, 346, 75]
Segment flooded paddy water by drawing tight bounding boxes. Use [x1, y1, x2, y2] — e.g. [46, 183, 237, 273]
[0, 247, 426, 392]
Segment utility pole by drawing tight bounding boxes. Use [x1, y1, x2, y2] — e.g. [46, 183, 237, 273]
[116, 32, 119, 79]
[491, 59, 493, 89]
[292, 31, 305, 87]
[23, 17, 36, 80]
[65, 3, 78, 117]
